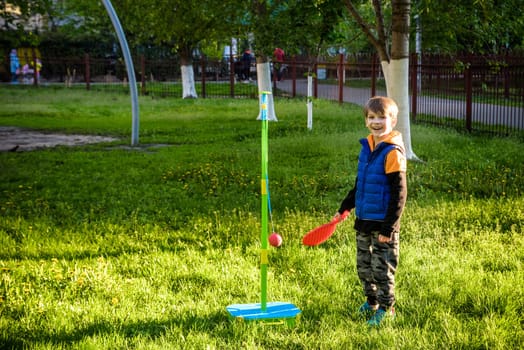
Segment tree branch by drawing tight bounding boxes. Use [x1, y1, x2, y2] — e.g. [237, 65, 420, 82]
[345, 0, 389, 62]
[344, 1, 376, 45]
[372, 0, 388, 51]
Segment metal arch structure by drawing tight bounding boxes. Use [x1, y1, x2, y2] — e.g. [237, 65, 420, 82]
[102, 0, 139, 146]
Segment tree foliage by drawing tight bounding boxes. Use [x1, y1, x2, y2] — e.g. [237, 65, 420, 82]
[345, 0, 392, 60]
[248, 0, 346, 64]
[3, 0, 523, 57]
[413, 0, 524, 53]
[107, 0, 246, 64]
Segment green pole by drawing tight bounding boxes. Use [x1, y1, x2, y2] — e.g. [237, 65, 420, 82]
[260, 91, 270, 311]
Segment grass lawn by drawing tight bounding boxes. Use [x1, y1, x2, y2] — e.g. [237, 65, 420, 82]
[0, 87, 523, 349]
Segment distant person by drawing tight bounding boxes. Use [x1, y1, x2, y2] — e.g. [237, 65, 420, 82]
[10, 49, 20, 84]
[241, 49, 252, 82]
[35, 58, 42, 83]
[273, 47, 285, 81]
[335, 96, 407, 327]
[21, 63, 33, 84]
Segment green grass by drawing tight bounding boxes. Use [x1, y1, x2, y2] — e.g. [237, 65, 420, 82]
[0, 87, 523, 349]
[63, 80, 259, 99]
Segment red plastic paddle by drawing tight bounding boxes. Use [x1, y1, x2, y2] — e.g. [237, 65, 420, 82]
[302, 210, 350, 246]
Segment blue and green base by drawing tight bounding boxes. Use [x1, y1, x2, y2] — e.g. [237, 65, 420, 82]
[226, 301, 301, 326]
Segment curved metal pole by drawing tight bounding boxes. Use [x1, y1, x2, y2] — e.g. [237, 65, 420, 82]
[102, 0, 139, 145]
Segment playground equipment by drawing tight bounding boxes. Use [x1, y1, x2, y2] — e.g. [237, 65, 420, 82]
[226, 91, 301, 326]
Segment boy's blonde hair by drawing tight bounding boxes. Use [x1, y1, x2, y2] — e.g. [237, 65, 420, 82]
[364, 96, 399, 120]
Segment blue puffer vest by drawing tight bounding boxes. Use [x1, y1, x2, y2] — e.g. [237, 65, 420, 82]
[355, 139, 398, 221]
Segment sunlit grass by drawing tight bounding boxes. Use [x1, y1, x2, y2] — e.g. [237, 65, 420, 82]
[0, 87, 523, 349]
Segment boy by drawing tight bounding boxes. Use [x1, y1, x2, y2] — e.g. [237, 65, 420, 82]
[335, 96, 407, 326]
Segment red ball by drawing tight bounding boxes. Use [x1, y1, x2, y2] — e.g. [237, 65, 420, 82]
[269, 232, 282, 247]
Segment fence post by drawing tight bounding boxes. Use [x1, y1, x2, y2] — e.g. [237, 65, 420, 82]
[371, 53, 377, 97]
[314, 62, 318, 98]
[85, 53, 90, 91]
[31, 48, 38, 86]
[201, 55, 206, 98]
[338, 53, 344, 104]
[504, 51, 510, 99]
[229, 46, 235, 98]
[410, 53, 418, 122]
[292, 55, 296, 98]
[272, 59, 277, 92]
[140, 55, 146, 96]
[465, 64, 472, 132]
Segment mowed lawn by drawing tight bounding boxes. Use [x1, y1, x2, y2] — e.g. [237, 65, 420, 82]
[0, 87, 523, 349]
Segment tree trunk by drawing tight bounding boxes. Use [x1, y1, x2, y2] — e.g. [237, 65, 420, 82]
[180, 52, 198, 99]
[381, 58, 415, 159]
[345, 0, 417, 160]
[389, 0, 417, 160]
[256, 56, 278, 121]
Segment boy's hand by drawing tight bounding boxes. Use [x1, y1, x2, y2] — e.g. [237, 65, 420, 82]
[378, 234, 391, 243]
[333, 212, 346, 221]
[333, 210, 351, 222]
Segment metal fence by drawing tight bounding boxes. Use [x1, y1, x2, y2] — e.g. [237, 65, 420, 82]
[8, 52, 524, 137]
[278, 53, 524, 136]
[412, 53, 524, 135]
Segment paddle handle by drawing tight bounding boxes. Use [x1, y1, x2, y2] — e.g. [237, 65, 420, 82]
[334, 210, 350, 223]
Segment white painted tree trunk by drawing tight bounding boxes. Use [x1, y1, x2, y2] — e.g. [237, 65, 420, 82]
[181, 64, 198, 99]
[307, 75, 313, 129]
[381, 58, 418, 160]
[256, 62, 278, 121]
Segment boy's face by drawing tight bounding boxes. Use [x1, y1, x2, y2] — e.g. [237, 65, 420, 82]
[365, 111, 396, 140]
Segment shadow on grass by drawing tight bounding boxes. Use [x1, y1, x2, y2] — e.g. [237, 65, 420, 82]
[3, 309, 233, 348]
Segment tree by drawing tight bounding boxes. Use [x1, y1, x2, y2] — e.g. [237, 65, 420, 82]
[110, 0, 246, 98]
[345, 0, 418, 160]
[413, 0, 524, 53]
[1, 0, 116, 56]
[247, 0, 346, 122]
[247, 0, 288, 121]
[0, 0, 53, 47]
[53, 0, 111, 35]
[286, 0, 346, 129]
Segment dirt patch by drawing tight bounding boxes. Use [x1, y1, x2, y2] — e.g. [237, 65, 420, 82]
[0, 127, 119, 152]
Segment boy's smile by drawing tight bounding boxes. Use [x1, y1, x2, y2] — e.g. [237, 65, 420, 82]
[366, 111, 396, 142]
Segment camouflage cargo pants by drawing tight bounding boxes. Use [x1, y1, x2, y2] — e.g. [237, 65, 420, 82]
[356, 230, 399, 308]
